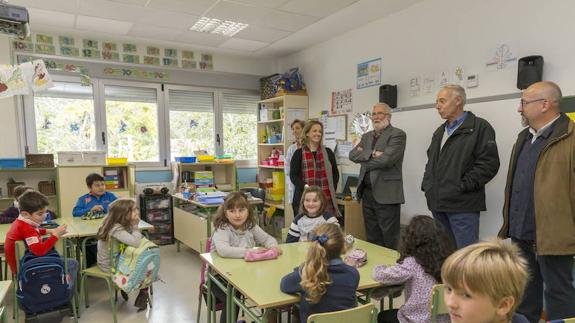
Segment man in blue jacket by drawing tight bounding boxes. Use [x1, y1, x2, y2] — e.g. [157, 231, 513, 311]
[422, 84, 500, 249]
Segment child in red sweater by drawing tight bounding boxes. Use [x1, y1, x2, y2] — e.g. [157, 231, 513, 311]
[4, 190, 68, 275]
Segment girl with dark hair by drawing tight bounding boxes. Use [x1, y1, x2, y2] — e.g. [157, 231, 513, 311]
[373, 215, 454, 323]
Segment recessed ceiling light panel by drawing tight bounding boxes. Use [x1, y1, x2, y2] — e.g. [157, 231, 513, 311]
[190, 17, 248, 37]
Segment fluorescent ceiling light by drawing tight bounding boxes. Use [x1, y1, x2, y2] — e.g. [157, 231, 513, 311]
[190, 17, 248, 37]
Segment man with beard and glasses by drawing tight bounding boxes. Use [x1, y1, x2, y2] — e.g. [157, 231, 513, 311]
[498, 81, 575, 323]
[422, 84, 500, 249]
[349, 103, 406, 249]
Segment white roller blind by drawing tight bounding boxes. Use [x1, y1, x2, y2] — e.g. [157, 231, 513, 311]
[168, 89, 214, 112]
[104, 85, 157, 103]
[222, 93, 258, 114]
[35, 81, 93, 100]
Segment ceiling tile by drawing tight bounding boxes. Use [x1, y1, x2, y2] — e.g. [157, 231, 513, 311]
[235, 25, 290, 43]
[176, 31, 229, 47]
[9, 0, 78, 14]
[232, 0, 289, 9]
[147, 0, 216, 15]
[279, 0, 359, 17]
[136, 9, 199, 31]
[107, 0, 150, 6]
[219, 38, 269, 51]
[257, 10, 318, 32]
[76, 15, 134, 35]
[78, 0, 147, 22]
[27, 8, 75, 29]
[205, 1, 271, 24]
[127, 23, 182, 41]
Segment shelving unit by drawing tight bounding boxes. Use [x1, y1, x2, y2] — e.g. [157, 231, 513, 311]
[140, 194, 173, 245]
[257, 94, 308, 229]
[0, 168, 59, 216]
[175, 162, 237, 192]
[57, 165, 135, 218]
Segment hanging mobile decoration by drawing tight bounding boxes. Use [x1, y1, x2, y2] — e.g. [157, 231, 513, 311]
[42, 117, 51, 129]
[140, 125, 148, 134]
[119, 120, 127, 133]
[69, 122, 80, 133]
[189, 119, 198, 128]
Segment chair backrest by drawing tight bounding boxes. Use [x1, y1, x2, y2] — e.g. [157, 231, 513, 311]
[239, 188, 265, 201]
[199, 238, 212, 285]
[430, 284, 448, 323]
[307, 303, 377, 323]
[14, 240, 27, 272]
[281, 227, 289, 242]
[548, 319, 575, 323]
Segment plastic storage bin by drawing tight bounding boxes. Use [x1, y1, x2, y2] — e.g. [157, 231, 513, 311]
[0, 158, 25, 169]
[83, 151, 107, 165]
[107, 157, 128, 165]
[175, 156, 196, 163]
[197, 155, 215, 162]
[57, 152, 84, 165]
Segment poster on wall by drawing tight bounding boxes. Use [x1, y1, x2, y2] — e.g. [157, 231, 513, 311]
[357, 58, 381, 89]
[423, 74, 435, 94]
[409, 76, 421, 97]
[330, 88, 353, 115]
[453, 66, 465, 86]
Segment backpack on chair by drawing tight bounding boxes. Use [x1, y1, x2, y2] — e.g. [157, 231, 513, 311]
[17, 249, 75, 315]
[112, 238, 160, 293]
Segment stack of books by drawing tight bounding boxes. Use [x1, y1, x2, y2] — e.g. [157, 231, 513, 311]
[194, 171, 214, 190]
[104, 169, 119, 189]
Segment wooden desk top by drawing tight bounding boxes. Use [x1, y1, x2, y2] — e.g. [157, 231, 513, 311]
[200, 239, 398, 309]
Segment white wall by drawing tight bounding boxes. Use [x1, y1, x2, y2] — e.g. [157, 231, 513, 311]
[276, 0, 575, 238]
[0, 35, 23, 157]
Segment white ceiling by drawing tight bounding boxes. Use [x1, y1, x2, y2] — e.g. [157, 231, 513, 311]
[10, 0, 424, 57]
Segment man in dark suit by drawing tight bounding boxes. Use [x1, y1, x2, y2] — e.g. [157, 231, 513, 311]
[349, 103, 406, 249]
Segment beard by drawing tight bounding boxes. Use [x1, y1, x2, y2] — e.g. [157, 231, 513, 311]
[521, 115, 529, 127]
[373, 118, 390, 131]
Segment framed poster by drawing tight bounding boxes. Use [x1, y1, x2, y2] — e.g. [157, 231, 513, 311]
[357, 58, 381, 89]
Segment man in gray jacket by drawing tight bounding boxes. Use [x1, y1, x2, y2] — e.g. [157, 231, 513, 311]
[349, 103, 406, 249]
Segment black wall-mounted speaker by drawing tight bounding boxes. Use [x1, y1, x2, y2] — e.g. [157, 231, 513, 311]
[379, 84, 397, 109]
[517, 55, 543, 90]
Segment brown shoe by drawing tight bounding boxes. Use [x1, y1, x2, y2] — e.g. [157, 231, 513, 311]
[134, 289, 149, 311]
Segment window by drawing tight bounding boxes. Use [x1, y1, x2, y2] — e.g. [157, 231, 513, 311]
[103, 85, 161, 162]
[222, 92, 258, 160]
[32, 81, 96, 155]
[167, 88, 216, 159]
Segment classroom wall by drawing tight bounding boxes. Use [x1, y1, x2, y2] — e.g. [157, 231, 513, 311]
[275, 0, 575, 239]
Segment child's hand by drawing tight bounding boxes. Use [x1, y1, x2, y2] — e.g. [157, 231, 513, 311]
[52, 224, 67, 237]
[91, 205, 104, 213]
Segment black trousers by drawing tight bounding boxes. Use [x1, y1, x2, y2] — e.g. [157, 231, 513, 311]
[361, 187, 400, 249]
[378, 309, 399, 323]
[513, 238, 575, 322]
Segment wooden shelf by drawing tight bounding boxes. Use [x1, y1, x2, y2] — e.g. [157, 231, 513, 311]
[0, 168, 56, 172]
[258, 165, 284, 170]
[258, 143, 284, 146]
[264, 201, 284, 210]
[258, 119, 284, 125]
[258, 96, 284, 104]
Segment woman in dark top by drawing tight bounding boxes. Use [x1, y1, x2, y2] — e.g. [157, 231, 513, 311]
[290, 120, 339, 216]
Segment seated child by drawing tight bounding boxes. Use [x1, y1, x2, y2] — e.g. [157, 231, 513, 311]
[72, 173, 118, 217]
[281, 223, 359, 323]
[4, 191, 69, 275]
[210, 192, 281, 323]
[73, 173, 118, 267]
[373, 215, 454, 323]
[1, 185, 33, 224]
[441, 239, 529, 323]
[286, 186, 339, 243]
[96, 198, 149, 311]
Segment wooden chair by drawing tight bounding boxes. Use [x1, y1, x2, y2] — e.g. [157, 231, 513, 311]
[14, 239, 78, 322]
[307, 303, 377, 323]
[430, 284, 448, 323]
[197, 238, 224, 323]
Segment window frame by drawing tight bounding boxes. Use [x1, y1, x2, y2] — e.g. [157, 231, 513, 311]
[23, 75, 259, 168]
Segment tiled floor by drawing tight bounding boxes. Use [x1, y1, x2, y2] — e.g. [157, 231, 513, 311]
[5, 243, 414, 323]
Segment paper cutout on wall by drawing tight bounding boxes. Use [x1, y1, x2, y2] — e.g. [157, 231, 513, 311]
[27, 60, 54, 91]
[0, 64, 29, 97]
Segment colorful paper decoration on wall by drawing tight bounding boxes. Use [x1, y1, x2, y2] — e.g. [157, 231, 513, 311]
[147, 47, 160, 56]
[0, 60, 54, 98]
[59, 36, 75, 46]
[103, 67, 170, 81]
[122, 43, 137, 52]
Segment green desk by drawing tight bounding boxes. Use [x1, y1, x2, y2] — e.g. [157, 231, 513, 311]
[0, 280, 10, 323]
[200, 239, 399, 323]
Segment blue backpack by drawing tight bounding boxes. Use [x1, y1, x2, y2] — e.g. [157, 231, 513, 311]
[17, 250, 75, 314]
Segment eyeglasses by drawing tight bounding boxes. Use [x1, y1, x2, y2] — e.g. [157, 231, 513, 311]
[371, 112, 390, 116]
[519, 98, 546, 107]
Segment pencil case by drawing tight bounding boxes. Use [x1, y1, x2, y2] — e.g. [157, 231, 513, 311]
[244, 248, 279, 262]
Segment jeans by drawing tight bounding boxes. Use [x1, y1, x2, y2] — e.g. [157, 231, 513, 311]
[432, 211, 479, 249]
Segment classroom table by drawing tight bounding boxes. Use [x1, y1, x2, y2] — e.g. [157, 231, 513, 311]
[200, 239, 399, 323]
[0, 280, 10, 323]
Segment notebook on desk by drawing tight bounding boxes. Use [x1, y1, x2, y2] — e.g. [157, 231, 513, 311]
[336, 176, 358, 200]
